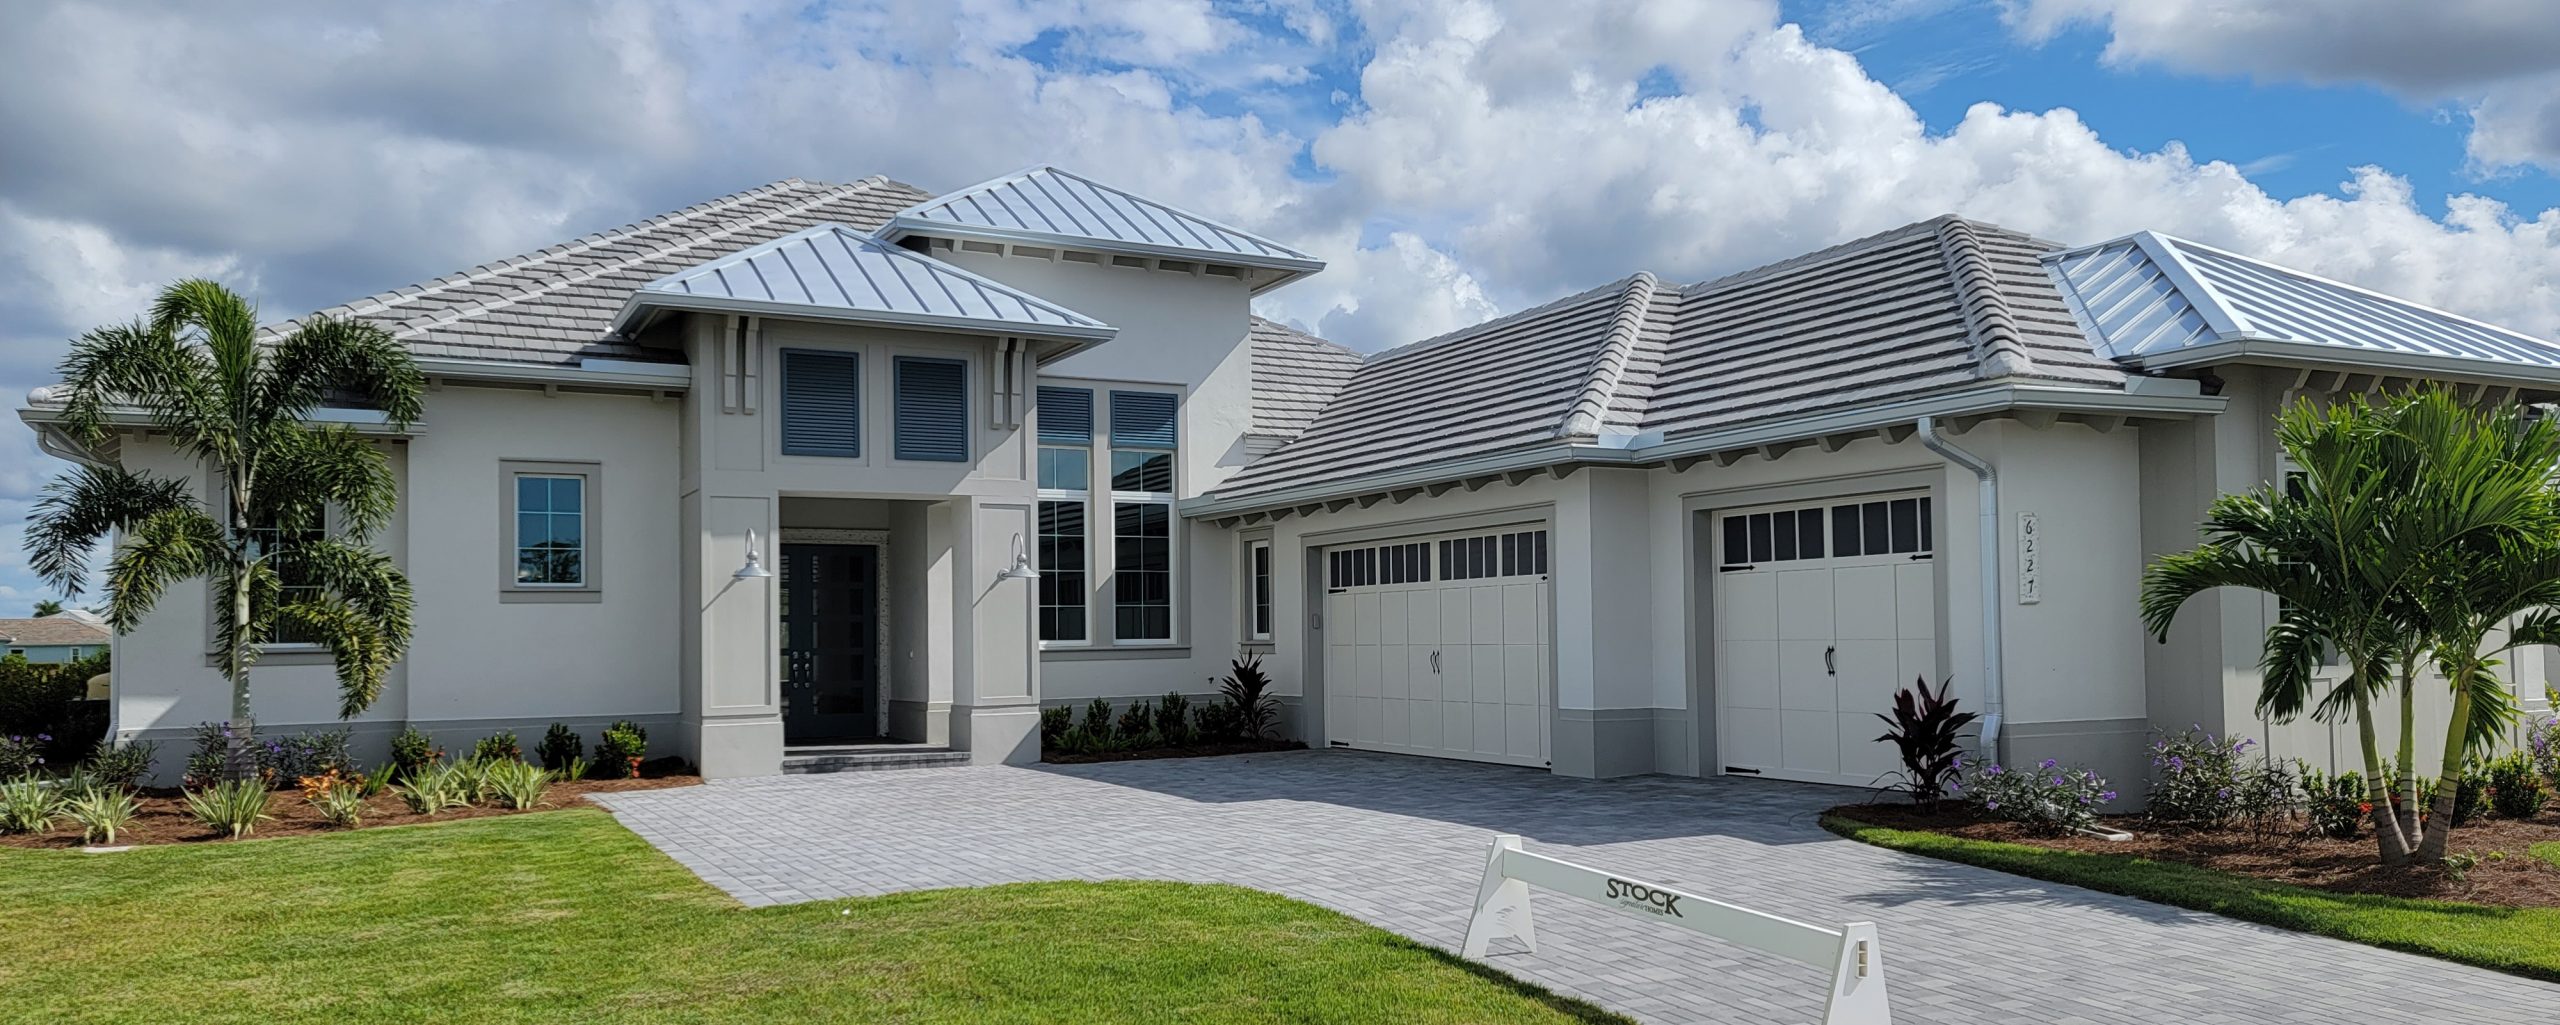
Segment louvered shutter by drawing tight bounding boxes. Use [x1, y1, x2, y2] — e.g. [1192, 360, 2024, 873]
[780, 349, 860, 457]
[1037, 386, 1093, 445]
[1109, 391, 1178, 449]
[894, 357, 969, 462]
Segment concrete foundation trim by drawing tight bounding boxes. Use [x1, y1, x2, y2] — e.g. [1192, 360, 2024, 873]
[1551, 707, 1686, 779]
[2000, 716, 2151, 807]
[113, 711, 685, 786]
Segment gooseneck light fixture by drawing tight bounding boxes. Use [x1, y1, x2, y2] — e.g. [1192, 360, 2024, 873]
[734, 528, 774, 580]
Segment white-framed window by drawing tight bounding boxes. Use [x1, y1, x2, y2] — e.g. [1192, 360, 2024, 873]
[245, 507, 327, 648]
[1036, 386, 1095, 644]
[500, 460, 603, 603]
[1244, 538, 1273, 643]
[1109, 390, 1179, 643]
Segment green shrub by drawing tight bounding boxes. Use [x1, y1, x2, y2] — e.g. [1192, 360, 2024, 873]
[2297, 762, 2365, 839]
[2485, 751, 2548, 820]
[1156, 693, 1193, 747]
[390, 726, 441, 779]
[391, 764, 470, 815]
[0, 733, 45, 779]
[1194, 700, 1241, 744]
[482, 760, 550, 810]
[1219, 654, 1281, 740]
[2452, 761, 2495, 827]
[184, 779, 273, 838]
[1116, 701, 1156, 747]
[80, 739, 156, 789]
[357, 762, 396, 798]
[267, 727, 355, 781]
[61, 784, 137, 845]
[0, 651, 109, 761]
[1954, 757, 2116, 834]
[1080, 699, 1114, 748]
[536, 723, 583, 772]
[472, 731, 523, 764]
[596, 720, 648, 778]
[1039, 706, 1074, 751]
[0, 776, 61, 834]
[306, 775, 367, 828]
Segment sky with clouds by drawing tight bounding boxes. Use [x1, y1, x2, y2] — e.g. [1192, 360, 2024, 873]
[3, 0, 2560, 614]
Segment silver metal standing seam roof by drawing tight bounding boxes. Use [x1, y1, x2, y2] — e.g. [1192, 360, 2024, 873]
[612, 224, 1115, 342]
[2045, 231, 2560, 372]
[877, 166, 1326, 274]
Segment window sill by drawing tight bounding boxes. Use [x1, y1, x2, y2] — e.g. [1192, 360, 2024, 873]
[499, 589, 603, 604]
[1042, 646, 1191, 662]
[203, 647, 336, 667]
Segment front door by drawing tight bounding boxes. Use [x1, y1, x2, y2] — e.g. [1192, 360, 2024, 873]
[781, 543, 881, 744]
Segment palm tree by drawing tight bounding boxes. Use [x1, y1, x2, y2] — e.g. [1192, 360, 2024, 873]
[22, 280, 421, 777]
[29, 599, 63, 617]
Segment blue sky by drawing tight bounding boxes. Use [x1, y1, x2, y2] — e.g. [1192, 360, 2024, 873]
[0, 0, 2557, 615]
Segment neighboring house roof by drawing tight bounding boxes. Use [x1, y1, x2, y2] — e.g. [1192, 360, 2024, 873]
[263, 176, 933, 368]
[878, 166, 1325, 279]
[613, 224, 1115, 343]
[0, 616, 109, 647]
[1247, 317, 1364, 443]
[1213, 216, 2131, 501]
[2046, 231, 2560, 378]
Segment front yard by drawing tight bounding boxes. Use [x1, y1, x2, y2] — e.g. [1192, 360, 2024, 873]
[0, 808, 1627, 1024]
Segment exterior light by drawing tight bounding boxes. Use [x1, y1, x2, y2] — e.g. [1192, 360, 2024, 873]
[997, 532, 1040, 581]
[734, 529, 773, 580]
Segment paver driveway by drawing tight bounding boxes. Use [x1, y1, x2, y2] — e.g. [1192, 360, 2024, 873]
[594, 749, 2558, 1024]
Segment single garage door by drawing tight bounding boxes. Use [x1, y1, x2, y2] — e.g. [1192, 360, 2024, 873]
[1713, 494, 1937, 787]
[1322, 526, 1551, 767]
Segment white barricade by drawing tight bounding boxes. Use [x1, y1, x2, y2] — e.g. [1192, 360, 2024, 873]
[1460, 834, 1889, 1025]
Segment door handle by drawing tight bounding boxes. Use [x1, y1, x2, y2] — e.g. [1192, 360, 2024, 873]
[1432, 649, 1442, 674]
[1824, 646, 1836, 676]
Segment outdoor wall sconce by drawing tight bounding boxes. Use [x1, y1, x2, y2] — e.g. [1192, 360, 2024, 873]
[733, 529, 773, 580]
[997, 532, 1040, 582]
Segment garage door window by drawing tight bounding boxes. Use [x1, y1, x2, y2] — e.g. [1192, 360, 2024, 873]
[1726, 498, 1930, 567]
[1442, 529, 1546, 581]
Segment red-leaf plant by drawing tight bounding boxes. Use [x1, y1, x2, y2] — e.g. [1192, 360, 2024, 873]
[1872, 676, 1980, 810]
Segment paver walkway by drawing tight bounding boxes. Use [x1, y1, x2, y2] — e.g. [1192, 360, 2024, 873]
[594, 749, 2559, 1024]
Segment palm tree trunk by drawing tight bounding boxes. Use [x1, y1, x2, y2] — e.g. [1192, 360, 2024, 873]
[2354, 685, 2414, 865]
[224, 563, 256, 783]
[2394, 662, 2420, 841]
[2416, 663, 2478, 862]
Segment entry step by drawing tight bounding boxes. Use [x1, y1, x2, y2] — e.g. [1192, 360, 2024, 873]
[782, 745, 969, 774]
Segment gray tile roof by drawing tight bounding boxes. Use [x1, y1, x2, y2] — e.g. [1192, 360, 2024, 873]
[619, 224, 1112, 341]
[881, 166, 1323, 272]
[265, 176, 934, 366]
[1212, 216, 2129, 501]
[0, 616, 109, 646]
[1248, 317, 1363, 442]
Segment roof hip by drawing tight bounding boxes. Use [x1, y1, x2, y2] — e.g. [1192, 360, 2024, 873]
[1933, 218, 2038, 379]
[1556, 272, 1658, 438]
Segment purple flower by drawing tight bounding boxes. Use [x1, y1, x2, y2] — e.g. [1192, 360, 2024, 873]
[1985, 799, 2001, 810]
[2051, 776, 2066, 786]
[2168, 756, 2185, 771]
[2099, 791, 2118, 803]
[1986, 764, 2005, 777]
[2040, 758, 2058, 770]
[2217, 787, 2233, 799]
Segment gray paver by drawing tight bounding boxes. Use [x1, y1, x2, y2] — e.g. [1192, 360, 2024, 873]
[593, 749, 2560, 1024]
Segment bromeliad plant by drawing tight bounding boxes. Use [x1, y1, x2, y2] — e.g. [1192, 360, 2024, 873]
[1870, 676, 1977, 809]
[62, 784, 139, 845]
[481, 759, 550, 810]
[0, 776, 62, 834]
[184, 778, 274, 839]
[23, 279, 422, 781]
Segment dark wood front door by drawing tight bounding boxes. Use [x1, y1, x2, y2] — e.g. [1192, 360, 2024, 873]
[781, 543, 881, 744]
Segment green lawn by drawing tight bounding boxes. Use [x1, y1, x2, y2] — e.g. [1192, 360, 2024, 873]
[0, 809, 1626, 1024]
[1825, 813, 2560, 983]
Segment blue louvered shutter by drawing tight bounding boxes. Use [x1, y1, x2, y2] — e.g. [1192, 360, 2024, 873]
[894, 357, 969, 462]
[1037, 387, 1092, 445]
[1109, 391, 1178, 449]
[780, 349, 860, 457]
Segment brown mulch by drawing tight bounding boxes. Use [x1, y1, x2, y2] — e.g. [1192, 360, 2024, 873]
[1042, 739, 1307, 764]
[1, 773, 700, 850]
[1834, 801, 2560, 908]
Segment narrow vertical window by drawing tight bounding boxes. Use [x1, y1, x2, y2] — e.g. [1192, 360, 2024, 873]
[1036, 387, 1095, 643]
[1109, 390, 1178, 642]
[1245, 539, 1273, 642]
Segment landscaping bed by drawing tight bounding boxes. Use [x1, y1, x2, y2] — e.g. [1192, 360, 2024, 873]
[1831, 801, 2560, 906]
[1044, 737, 1306, 764]
[0, 769, 697, 849]
[0, 810, 1629, 1024]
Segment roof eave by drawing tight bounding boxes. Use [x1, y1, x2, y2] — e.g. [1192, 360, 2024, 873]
[2127, 337, 2560, 389]
[1183, 382, 2226, 519]
[878, 216, 1327, 276]
[611, 292, 1119, 348]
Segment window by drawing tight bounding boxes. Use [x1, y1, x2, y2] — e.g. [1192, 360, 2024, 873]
[1438, 530, 1546, 582]
[893, 356, 968, 462]
[780, 349, 860, 457]
[500, 461, 602, 602]
[1828, 496, 1931, 558]
[1327, 541, 1433, 591]
[1720, 496, 1931, 568]
[514, 475, 585, 586]
[1036, 387, 1093, 643]
[1245, 539, 1273, 642]
[1109, 390, 1178, 642]
[246, 508, 326, 645]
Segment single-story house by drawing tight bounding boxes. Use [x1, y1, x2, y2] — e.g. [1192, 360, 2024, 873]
[25, 165, 2558, 789]
[0, 612, 110, 664]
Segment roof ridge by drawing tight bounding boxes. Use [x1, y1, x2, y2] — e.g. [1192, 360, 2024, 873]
[1557, 273, 1658, 438]
[1932, 218, 2037, 378]
[1367, 274, 1645, 365]
[1250, 315, 1362, 361]
[382, 178, 910, 342]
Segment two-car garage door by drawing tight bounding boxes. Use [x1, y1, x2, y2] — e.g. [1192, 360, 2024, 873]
[1322, 527, 1551, 768]
[1713, 494, 1938, 788]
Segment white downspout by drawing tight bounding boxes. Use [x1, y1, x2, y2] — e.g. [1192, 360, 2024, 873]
[1915, 415, 2003, 758]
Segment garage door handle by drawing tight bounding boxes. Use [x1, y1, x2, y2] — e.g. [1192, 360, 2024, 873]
[1824, 646, 1836, 676]
[1431, 650, 1441, 673]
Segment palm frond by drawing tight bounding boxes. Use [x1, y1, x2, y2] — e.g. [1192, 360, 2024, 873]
[23, 464, 199, 598]
[51, 321, 225, 453]
[254, 315, 424, 430]
[254, 426, 400, 540]
[99, 506, 227, 632]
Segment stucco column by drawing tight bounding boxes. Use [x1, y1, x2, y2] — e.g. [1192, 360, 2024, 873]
[682, 487, 784, 778]
[1548, 467, 1659, 778]
[950, 496, 1043, 764]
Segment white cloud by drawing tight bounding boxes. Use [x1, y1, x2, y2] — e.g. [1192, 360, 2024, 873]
[2002, 0, 2560, 170]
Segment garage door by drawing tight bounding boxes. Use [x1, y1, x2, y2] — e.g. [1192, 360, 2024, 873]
[1713, 494, 1937, 787]
[1322, 527, 1551, 767]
